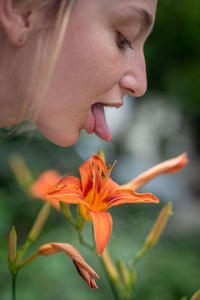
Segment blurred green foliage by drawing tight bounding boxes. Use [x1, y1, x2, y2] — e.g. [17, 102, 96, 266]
[145, 0, 200, 149]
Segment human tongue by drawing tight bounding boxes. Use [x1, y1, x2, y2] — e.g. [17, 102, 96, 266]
[92, 104, 112, 141]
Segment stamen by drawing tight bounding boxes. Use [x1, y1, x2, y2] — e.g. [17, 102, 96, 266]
[97, 160, 117, 201]
[90, 160, 97, 192]
[108, 161, 117, 177]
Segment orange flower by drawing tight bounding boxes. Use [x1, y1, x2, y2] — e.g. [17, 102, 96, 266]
[37, 242, 99, 288]
[30, 170, 62, 209]
[47, 155, 159, 256]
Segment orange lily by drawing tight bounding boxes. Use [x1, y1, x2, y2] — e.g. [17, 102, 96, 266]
[30, 170, 62, 209]
[47, 155, 159, 256]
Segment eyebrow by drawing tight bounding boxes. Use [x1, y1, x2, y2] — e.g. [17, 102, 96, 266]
[139, 8, 153, 27]
[129, 5, 154, 30]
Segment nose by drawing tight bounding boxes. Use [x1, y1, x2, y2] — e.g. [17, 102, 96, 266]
[119, 50, 147, 98]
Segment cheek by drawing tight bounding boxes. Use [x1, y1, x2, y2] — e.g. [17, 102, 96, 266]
[62, 23, 122, 99]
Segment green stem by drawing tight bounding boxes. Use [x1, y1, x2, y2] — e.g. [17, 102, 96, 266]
[78, 218, 86, 233]
[15, 238, 33, 266]
[78, 233, 95, 250]
[133, 244, 150, 266]
[12, 274, 17, 300]
[60, 202, 77, 228]
[18, 252, 39, 269]
[100, 258, 120, 300]
[76, 206, 82, 228]
[15, 203, 50, 267]
[100, 249, 133, 300]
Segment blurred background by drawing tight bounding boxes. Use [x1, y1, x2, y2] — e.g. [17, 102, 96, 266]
[0, 0, 199, 299]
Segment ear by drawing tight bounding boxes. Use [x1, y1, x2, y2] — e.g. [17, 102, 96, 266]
[0, 0, 33, 47]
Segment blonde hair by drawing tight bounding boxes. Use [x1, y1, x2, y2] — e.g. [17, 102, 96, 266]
[0, 0, 74, 137]
[0, 0, 75, 137]
[0, 0, 75, 139]
[23, 0, 74, 125]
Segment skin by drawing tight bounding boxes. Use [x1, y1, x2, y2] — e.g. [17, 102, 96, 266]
[0, 0, 157, 146]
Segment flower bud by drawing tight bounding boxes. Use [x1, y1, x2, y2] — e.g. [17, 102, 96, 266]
[117, 259, 134, 289]
[97, 149, 106, 162]
[8, 226, 17, 263]
[28, 203, 51, 242]
[9, 155, 33, 190]
[146, 202, 173, 248]
[191, 290, 200, 300]
[101, 248, 119, 282]
[123, 153, 188, 191]
[37, 242, 99, 289]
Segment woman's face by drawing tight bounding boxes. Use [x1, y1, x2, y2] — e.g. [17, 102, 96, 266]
[35, 0, 157, 146]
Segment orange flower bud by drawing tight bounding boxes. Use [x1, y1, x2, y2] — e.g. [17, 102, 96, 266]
[38, 243, 99, 289]
[123, 153, 188, 191]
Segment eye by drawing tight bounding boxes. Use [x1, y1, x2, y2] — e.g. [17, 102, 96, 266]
[116, 32, 133, 50]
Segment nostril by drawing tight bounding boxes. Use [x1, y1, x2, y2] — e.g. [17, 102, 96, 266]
[119, 75, 136, 96]
[126, 88, 135, 96]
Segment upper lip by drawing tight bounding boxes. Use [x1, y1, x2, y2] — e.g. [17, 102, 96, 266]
[99, 101, 123, 109]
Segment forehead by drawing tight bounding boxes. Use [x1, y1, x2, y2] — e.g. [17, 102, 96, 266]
[99, 0, 157, 13]
[93, 0, 157, 27]
[99, 0, 157, 31]
[74, 0, 157, 15]
[71, 0, 157, 32]
[114, 0, 156, 17]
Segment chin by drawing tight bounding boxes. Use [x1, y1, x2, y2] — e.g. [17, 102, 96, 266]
[37, 124, 81, 147]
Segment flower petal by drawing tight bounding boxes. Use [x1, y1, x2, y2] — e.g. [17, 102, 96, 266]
[89, 211, 113, 256]
[80, 155, 109, 196]
[38, 242, 99, 288]
[79, 155, 120, 212]
[122, 153, 188, 190]
[74, 262, 99, 289]
[49, 176, 81, 193]
[57, 176, 81, 186]
[79, 158, 93, 196]
[30, 170, 62, 199]
[91, 177, 120, 212]
[46, 178, 91, 208]
[105, 189, 159, 209]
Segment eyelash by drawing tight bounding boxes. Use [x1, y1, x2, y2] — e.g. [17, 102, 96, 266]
[117, 32, 133, 50]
